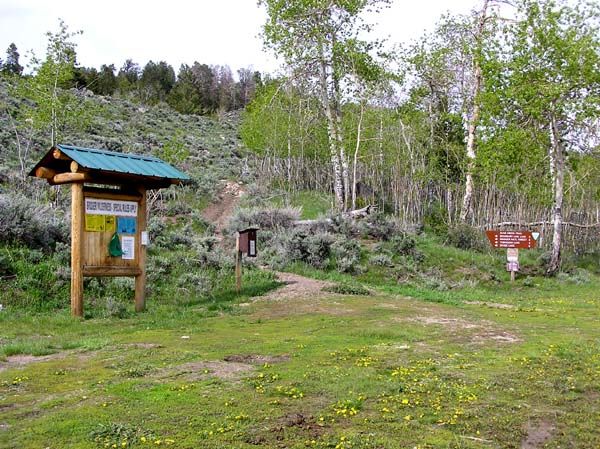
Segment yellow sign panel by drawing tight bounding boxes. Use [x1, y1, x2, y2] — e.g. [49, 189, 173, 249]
[85, 215, 117, 232]
[105, 216, 116, 233]
[85, 214, 105, 232]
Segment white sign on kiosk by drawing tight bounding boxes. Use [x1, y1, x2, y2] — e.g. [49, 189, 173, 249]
[85, 198, 138, 217]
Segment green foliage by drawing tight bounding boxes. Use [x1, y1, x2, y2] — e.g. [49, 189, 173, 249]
[158, 131, 190, 165]
[139, 60, 175, 104]
[18, 19, 94, 145]
[0, 193, 68, 250]
[446, 224, 486, 252]
[422, 201, 448, 235]
[331, 238, 363, 274]
[0, 245, 69, 311]
[226, 206, 300, 234]
[323, 282, 371, 295]
[3, 43, 23, 76]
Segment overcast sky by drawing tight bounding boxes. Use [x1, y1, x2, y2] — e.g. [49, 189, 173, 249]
[0, 0, 481, 75]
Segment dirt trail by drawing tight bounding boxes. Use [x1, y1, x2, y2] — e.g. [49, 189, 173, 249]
[201, 181, 245, 237]
[261, 272, 335, 301]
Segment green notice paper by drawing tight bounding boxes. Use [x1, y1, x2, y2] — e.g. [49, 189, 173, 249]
[108, 233, 123, 257]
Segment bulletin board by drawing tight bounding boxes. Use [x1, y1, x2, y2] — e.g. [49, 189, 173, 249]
[81, 188, 146, 278]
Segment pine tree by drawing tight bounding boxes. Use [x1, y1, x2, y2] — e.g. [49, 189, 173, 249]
[4, 43, 23, 76]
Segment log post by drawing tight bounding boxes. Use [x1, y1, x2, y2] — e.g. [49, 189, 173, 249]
[135, 186, 147, 312]
[71, 182, 84, 317]
[235, 233, 242, 293]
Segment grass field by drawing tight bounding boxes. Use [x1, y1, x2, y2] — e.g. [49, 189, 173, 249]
[1, 266, 599, 449]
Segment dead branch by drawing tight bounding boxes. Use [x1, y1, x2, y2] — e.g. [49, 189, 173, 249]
[481, 221, 600, 229]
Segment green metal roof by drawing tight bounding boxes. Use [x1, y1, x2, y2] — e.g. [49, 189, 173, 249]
[55, 144, 190, 181]
[29, 144, 190, 186]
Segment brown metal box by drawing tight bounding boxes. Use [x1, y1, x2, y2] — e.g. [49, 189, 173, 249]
[238, 228, 258, 257]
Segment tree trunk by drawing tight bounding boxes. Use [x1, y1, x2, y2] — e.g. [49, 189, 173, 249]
[351, 102, 365, 211]
[460, 0, 489, 223]
[318, 49, 344, 210]
[547, 114, 565, 275]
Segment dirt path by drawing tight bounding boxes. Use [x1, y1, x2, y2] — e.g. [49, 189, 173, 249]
[201, 181, 245, 237]
[261, 272, 335, 301]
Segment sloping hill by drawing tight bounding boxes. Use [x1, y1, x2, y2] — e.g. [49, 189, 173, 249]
[0, 79, 248, 187]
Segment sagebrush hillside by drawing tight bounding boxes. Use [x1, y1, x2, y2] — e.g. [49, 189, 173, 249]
[0, 78, 248, 188]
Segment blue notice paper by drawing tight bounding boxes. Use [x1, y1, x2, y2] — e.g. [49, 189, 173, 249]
[117, 217, 136, 234]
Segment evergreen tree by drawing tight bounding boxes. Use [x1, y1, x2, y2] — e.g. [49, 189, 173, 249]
[117, 59, 140, 95]
[96, 64, 117, 95]
[139, 60, 175, 104]
[4, 43, 23, 76]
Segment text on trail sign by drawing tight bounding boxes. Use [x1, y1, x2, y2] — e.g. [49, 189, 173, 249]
[85, 198, 138, 217]
[485, 231, 538, 249]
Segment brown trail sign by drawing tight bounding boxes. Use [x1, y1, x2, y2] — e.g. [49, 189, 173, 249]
[485, 231, 538, 249]
[486, 230, 539, 282]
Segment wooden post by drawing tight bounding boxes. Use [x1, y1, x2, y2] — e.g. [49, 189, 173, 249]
[71, 182, 84, 317]
[235, 233, 242, 293]
[135, 187, 147, 312]
[510, 270, 516, 283]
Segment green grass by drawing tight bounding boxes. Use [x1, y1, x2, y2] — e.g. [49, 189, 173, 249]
[1, 235, 599, 448]
[1, 271, 599, 448]
[270, 191, 333, 219]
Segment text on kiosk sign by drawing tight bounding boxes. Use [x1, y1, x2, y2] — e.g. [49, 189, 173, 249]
[85, 198, 138, 217]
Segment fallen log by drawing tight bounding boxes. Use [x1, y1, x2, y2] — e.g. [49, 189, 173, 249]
[342, 204, 377, 219]
[293, 205, 376, 227]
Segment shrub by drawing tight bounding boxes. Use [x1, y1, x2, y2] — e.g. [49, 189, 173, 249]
[358, 213, 398, 241]
[194, 244, 235, 270]
[557, 268, 592, 285]
[323, 283, 371, 295]
[104, 296, 130, 319]
[423, 201, 448, 235]
[0, 193, 68, 250]
[264, 228, 334, 270]
[331, 238, 362, 274]
[0, 253, 14, 277]
[369, 253, 393, 267]
[226, 207, 300, 234]
[302, 231, 335, 269]
[390, 233, 416, 255]
[446, 224, 486, 251]
[389, 232, 424, 263]
[177, 272, 214, 297]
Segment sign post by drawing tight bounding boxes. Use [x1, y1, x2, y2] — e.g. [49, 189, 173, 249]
[506, 248, 519, 283]
[486, 231, 538, 282]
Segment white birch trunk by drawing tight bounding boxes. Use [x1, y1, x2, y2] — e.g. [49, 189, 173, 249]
[351, 102, 365, 210]
[547, 114, 565, 275]
[318, 49, 344, 210]
[460, 0, 489, 223]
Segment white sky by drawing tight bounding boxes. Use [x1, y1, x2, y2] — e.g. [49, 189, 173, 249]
[0, 0, 480, 75]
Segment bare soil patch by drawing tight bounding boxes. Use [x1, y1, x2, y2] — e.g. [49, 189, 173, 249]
[245, 413, 324, 445]
[157, 360, 255, 381]
[521, 420, 555, 449]
[252, 271, 356, 317]
[260, 272, 336, 301]
[275, 412, 324, 438]
[405, 316, 521, 344]
[223, 354, 290, 364]
[0, 354, 63, 373]
[201, 181, 245, 237]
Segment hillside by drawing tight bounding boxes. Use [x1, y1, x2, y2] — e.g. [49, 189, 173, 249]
[0, 78, 247, 189]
